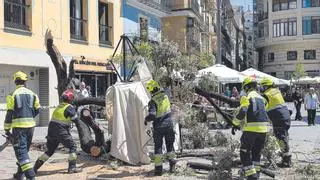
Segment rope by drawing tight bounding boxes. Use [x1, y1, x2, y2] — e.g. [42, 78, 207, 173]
[0, 106, 59, 112]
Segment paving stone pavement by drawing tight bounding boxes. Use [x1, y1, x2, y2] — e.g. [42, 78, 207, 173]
[1, 119, 320, 179]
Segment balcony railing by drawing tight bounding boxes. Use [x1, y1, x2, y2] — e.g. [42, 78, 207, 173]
[171, 0, 200, 16]
[257, 12, 268, 21]
[70, 17, 87, 41]
[137, 0, 171, 11]
[99, 24, 112, 46]
[4, 0, 30, 31]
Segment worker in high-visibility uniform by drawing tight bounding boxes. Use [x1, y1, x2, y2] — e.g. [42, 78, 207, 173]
[145, 80, 176, 176]
[260, 78, 292, 167]
[4, 71, 40, 180]
[33, 90, 82, 174]
[232, 77, 269, 180]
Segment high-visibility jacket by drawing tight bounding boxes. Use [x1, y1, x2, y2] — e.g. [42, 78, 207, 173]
[51, 102, 76, 126]
[152, 91, 171, 118]
[4, 85, 40, 130]
[147, 91, 172, 128]
[263, 88, 291, 127]
[233, 90, 269, 133]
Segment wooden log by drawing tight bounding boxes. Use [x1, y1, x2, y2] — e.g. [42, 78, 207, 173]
[187, 161, 214, 171]
[187, 161, 276, 178]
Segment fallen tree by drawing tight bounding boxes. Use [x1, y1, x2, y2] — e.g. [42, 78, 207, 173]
[45, 29, 105, 106]
[44, 29, 107, 155]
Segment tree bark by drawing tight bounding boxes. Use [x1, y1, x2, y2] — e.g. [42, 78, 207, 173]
[44, 29, 106, 107]
[195, 87, 240, 107]
[73, 97, 106, 107]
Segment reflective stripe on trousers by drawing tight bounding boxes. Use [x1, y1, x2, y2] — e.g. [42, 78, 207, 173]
[243, 165, 256, 177]
[253, 161, 261, 172]
[154, 154, 162, 167]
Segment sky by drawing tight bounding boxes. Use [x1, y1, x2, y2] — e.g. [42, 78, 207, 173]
[231, 0, 252, 11]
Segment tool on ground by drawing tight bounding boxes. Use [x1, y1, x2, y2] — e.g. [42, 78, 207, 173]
[0, 133, 12, 152]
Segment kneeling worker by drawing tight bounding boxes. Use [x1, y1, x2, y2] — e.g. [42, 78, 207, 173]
[145, 80, 176, 176]
[33, 90, 82, 174]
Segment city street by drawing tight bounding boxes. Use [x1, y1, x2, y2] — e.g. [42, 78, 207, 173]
[1, 119, 320, 179]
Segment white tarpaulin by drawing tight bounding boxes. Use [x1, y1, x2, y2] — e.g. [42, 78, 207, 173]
[197, 64, 246, 83]
[241, 68, 290, 85]
[106, 81, 181, 165]
[106, 82, 151, 165]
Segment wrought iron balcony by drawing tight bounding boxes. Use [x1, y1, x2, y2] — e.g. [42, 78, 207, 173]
[171, 0, 200, 16]
[99, 24, 112, 46]
[137, 0, 171, 12]
[4, 0, 30, 31]
[70, 17, 87, 41]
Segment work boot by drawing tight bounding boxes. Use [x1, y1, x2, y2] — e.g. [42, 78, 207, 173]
[13, 163, 24, 180]
[34, 159, 45, 174]
[247, 174, 258, 180]
[278, 155, 292, 168]
[68, 160, 82, 173]
[154, 165, 163, 176]
[169, 159, 177, 173]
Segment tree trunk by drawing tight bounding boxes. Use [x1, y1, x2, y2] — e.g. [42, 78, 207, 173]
[195, 87, 240, 107]
[73, 97, 106, 107]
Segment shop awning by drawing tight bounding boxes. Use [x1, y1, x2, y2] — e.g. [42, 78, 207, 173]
[0, 47, 53, 67]
[197, 64, 246, 83]
[241, 68, 290, 85]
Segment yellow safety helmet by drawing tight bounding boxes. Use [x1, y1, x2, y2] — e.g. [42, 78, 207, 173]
[260, 77, 274, 87]
[146, 80, 160, 94]
[242, 77, 256, 89]
[13, 71, 28, 81]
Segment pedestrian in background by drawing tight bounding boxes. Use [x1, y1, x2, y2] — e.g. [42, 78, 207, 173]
[4, 71, 41, 180]
[232, 87, 240, 100]
[304, 87, 319, 126]
[80, 82, 89, 98]
[292, 87, 303, 121]
[224, 85, 231, 98]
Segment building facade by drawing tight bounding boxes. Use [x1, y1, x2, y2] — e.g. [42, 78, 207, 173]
[0, 0, 123, 127]
[122, 0, 171, 43]
[254, 0, 320, 79]
[244, 10, 258, 68]
[162, 0, 216, 56]
[232, 6, 246, 71]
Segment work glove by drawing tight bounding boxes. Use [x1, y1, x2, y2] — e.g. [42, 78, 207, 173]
[231, 126, 240, 135]
[4, 130, 11, 138]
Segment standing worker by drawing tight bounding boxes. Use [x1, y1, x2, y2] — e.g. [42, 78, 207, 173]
[260, 78, 292, 167]
[232, 77, 269, 180]
[33, 90, 82, 174]
[144, 80, 176, 176]
[4, 71, 41, 180]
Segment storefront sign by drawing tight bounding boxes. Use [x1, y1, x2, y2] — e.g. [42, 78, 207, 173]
[73, 60, 114, 70]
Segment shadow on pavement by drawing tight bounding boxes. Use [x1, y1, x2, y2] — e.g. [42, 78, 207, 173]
[36, 168, 68, 177]
[88, 169, 156, 179]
